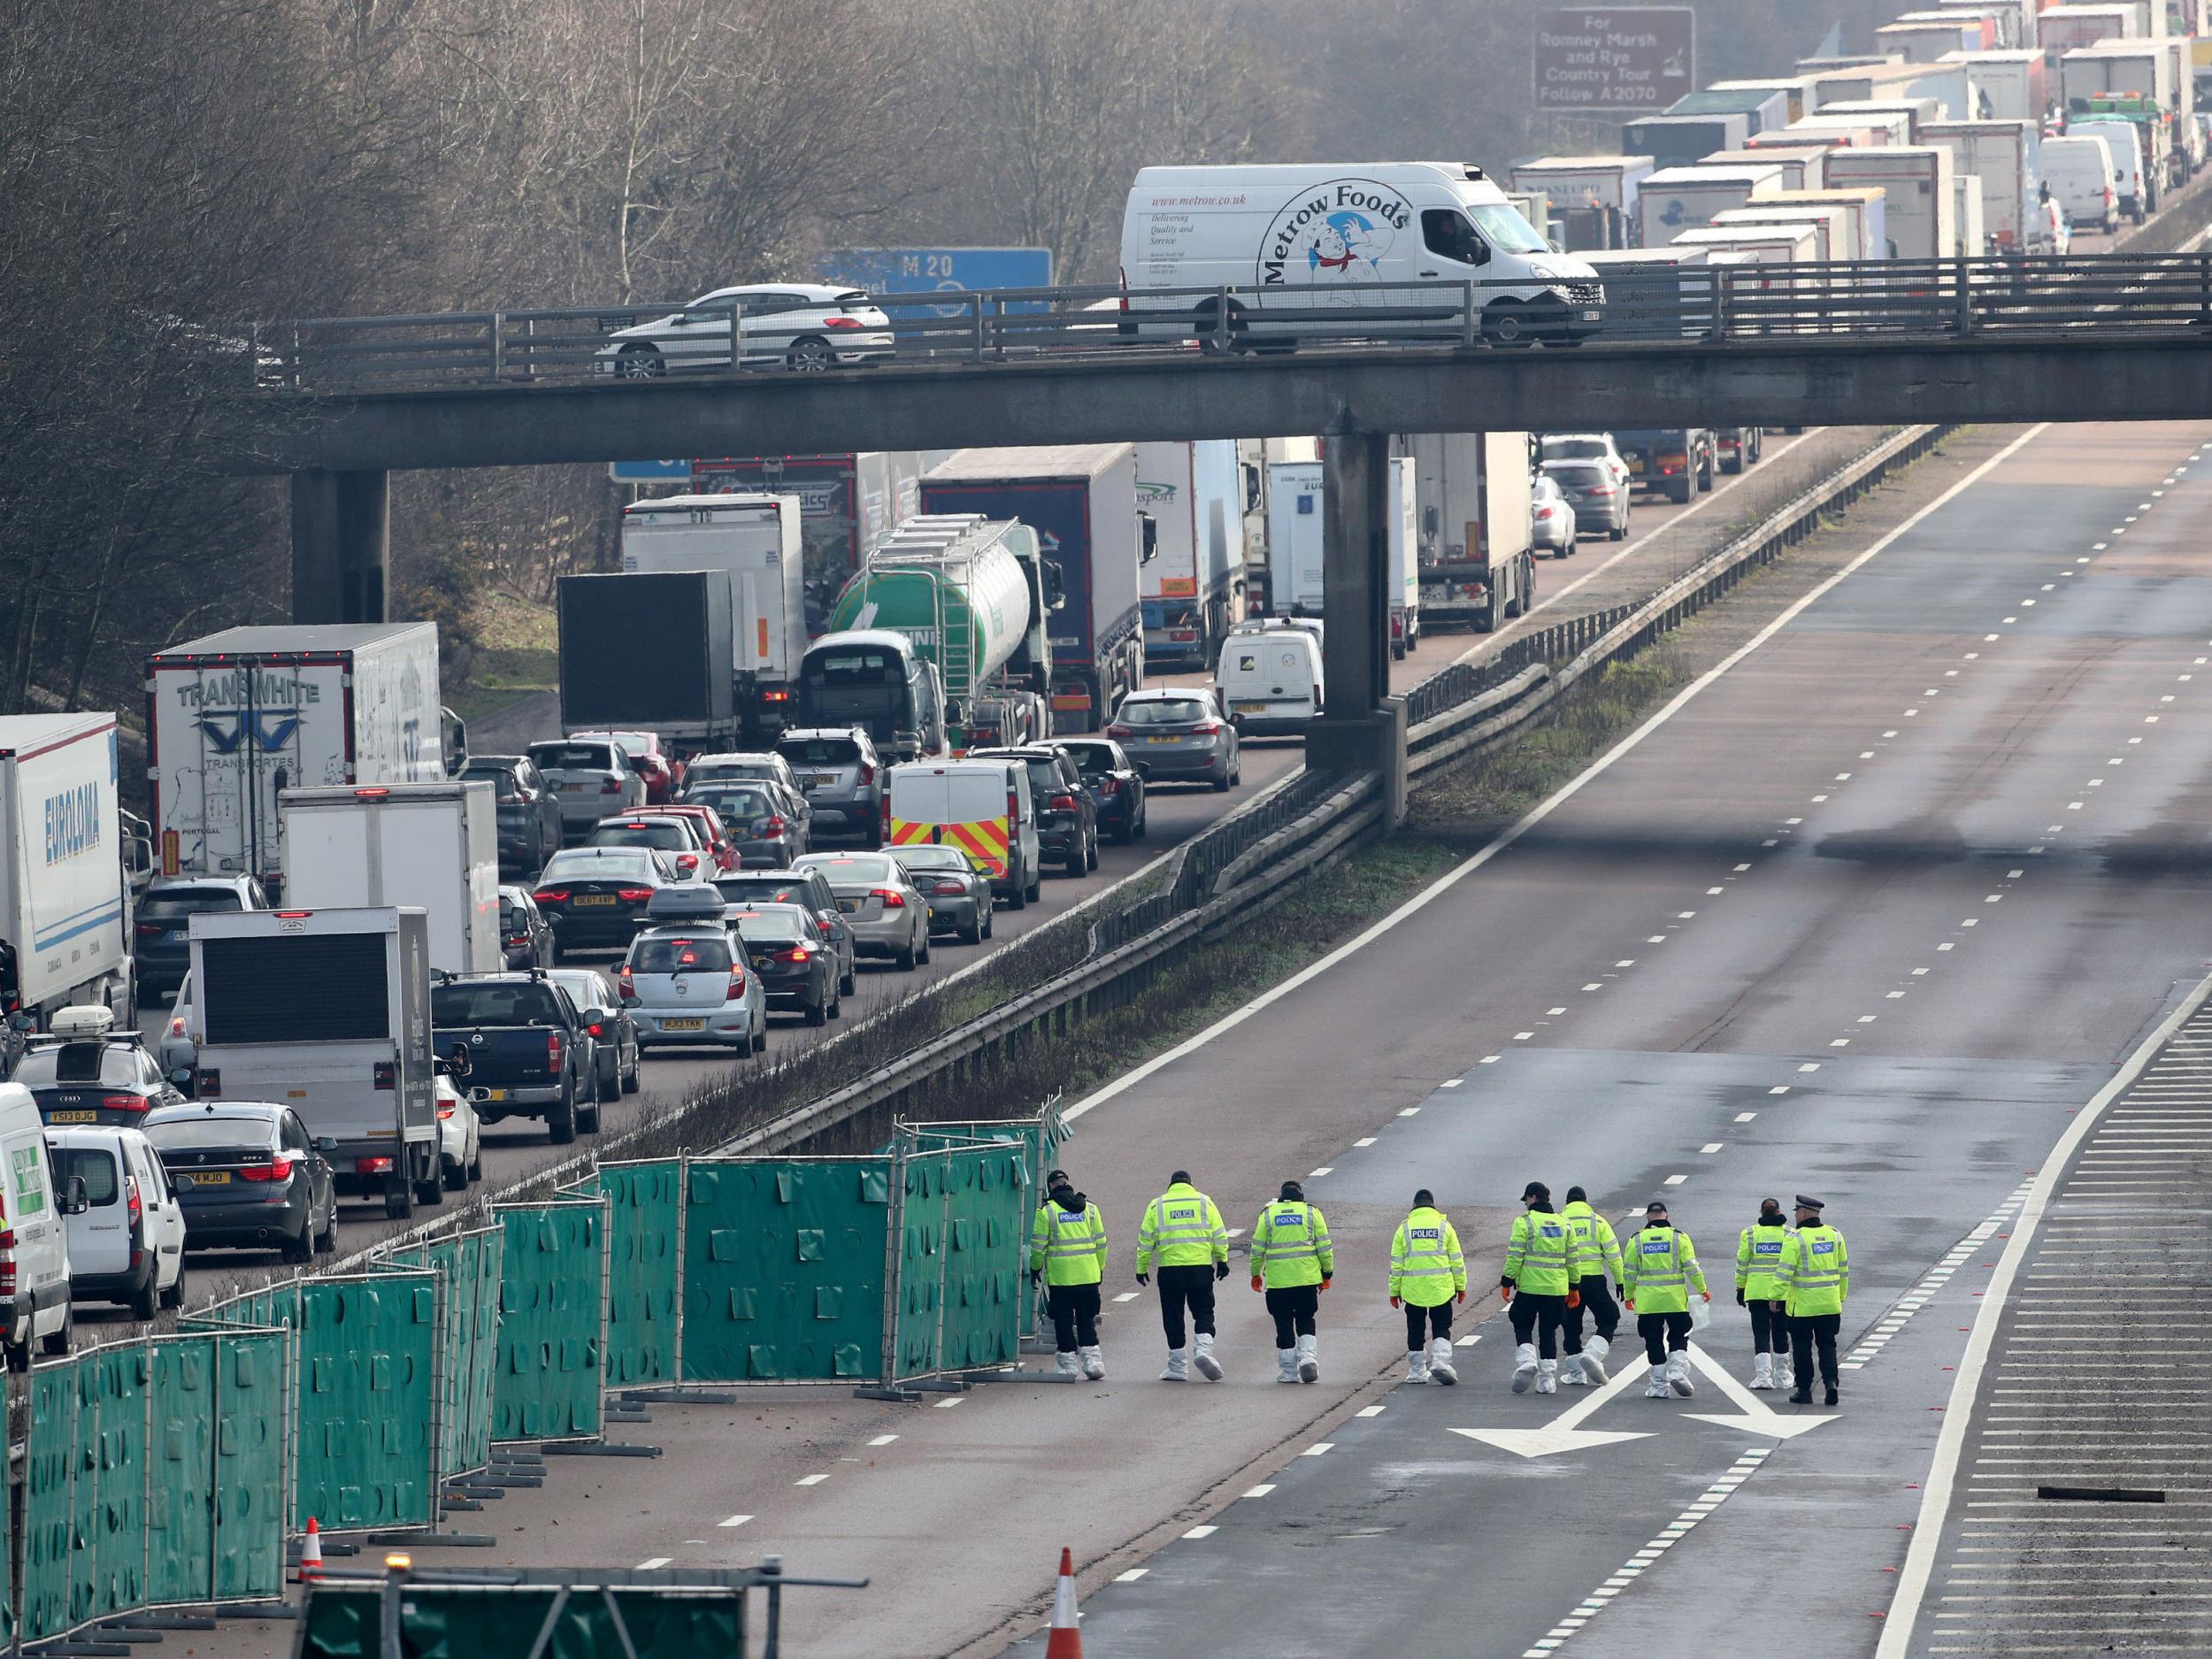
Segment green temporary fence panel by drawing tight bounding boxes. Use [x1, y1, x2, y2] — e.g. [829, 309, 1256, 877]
[83, 1343, 150, 1620]
[290, 1275, 439, 1531]
[595, 1161, 682, 1387]
[146, 1335, 217, 1607]
[22, 1361, 77, 1643]
[299, 1583, 742, 1658]
[381, 1225, 506, 1479]
[680, 1159, 888, 1385]
[493, 1199, 608, 1442]
[904, 1102, 1062, 1340]
[892, 1146, 1027, 1380]
[211, 1332, 289, 1601]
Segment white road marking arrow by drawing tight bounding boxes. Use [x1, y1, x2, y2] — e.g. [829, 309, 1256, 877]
[1448, 1361, 1654, 1458]
[1680, 1343, 1832, 1440]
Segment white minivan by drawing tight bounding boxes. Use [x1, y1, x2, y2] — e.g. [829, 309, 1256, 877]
[47, 1125, 188, 1318]
[2040, 134, 2119, 235]
[1217, 626, 1326, 737]
[1120, 163, 1606, 349]
[885, 760, 1041, 910]
[2068, 119, 2148, 225]
[0, 1080, 83, 1364]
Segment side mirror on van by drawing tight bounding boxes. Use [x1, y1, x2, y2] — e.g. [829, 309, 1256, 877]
[63, 1176, 89, 1217]
[8, 1012, 33, 1033]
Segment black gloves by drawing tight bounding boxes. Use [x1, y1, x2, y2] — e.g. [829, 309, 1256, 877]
[1215, 1261, 1231, 1281]
[1134, 1272, 1148, 1287]
[1735, 1289, 1746, 1307]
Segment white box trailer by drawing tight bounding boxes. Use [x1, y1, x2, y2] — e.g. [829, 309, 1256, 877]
[1825, 145, 1958, 257]
[1940, 0, 2036, 48]
[621, 493, 807, 736]
[1402, 434, 1536, 631]
[1711, 204, 1849, 260]
[1267, 458, 1421, 653]
[278, 782, 500, 976]
[1819, 96, 1944, 141]
[2062, 39, 2185, 116]
[2038, 4, 2143, 63]
[1637, 165, 1786, 244]
[1137, 440, 1248, 668]
[1768, 187, 1889, 259]
[1921, 119, 2039, 250]
[146, 623, 443, 895]
[1941, 49, 2052, 119]
[1703, 145, 1832, 189]
[1878, 16, 1991, 60]
[1709, 75, 1824, 125]
[0, 714, 134, 1025]
[188, 904, 441, 1217]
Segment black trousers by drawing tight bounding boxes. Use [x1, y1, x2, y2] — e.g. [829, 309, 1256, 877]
[1264, 1285, 1319, 1348]
[1638, 1310, 1694, 1364]
[1508, 1291, 1578, 1357]
[1156, 1263, 1217, 1346]
[1047, 1283, 1101, 1352]
[1568, 1278, 1620, 1343]
[1748, 1300, 1793, 1356]
[1791, 1312, 1842, 1386]
[1404, 1300, 1454, 1348]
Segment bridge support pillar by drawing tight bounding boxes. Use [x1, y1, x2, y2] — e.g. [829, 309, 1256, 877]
[1305, 430, 1407, 821]
[290, 469, 388, 624]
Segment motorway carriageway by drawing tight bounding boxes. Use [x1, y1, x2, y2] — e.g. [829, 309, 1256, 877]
[173, 419, 2212, 1659]
[109, 426, 1857, 1314]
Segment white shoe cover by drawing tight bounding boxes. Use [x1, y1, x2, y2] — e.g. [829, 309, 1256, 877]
[1511, 1341, 1539, 1394]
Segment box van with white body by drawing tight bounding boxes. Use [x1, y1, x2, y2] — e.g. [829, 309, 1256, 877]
[1636, 165, 1786, 244]
[2070, 119, 2151, 220]
[0, 714, 135, 1029]
[1710, 204, 1847, 261]
[1764, 187, 1888, 260]
[1508, 156, 1655, 250]
[885, 759, 1039, 909]
[1942, 49, 2050, 119]
[1266, 460, 1421, 657]
[1703, 146, 1831, 190]
[1920, 119, 2039, 250]
[0, 1079, 81, 1363]
[1818, 96, 1943, 142]
[1217, 626, 1325, 738]
[280, 782, 500, 976]
[1824, 146, 1959, 257]
[2042, 133, 2123, 230]
[1120, 163, 1605, 349]
[47, 1124, 186, 1317]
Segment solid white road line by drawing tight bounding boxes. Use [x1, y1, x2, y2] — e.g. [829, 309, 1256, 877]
[1873, 965, 2212, 1659]
[1064, 426, 2047, 1125]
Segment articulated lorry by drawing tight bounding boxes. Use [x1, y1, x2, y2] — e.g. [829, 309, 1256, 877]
[556, 570, 739, 752]
[1137, 441, 1248, 670]
[0, 714, 137, 1030]
[188, 904, 441, 1219]
[921, 446, 1148, 734]
[279, 781, 501, 976]
[146, 623, 445, 895]
[688, 452, 946, 623]
[1402, 434, 1537, 634]
[621, 494, 807, 737]
[1267, 458, 1423, 657]
[825, 515, 1059, 752]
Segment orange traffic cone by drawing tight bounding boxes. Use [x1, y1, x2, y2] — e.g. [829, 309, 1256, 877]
[1044, 1547, 1083, 1658]
[296, 1517, 324, 1585]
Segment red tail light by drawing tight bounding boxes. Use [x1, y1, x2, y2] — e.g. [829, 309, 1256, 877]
[1106, 725, 1133, 740]
[1007, 788, 1019, 824]
[1049, 794, 1078, 811]
[240, 1157, 294, 1183]
[931, 879, 966, 896]
[373, 1062, 396, 1090]
[601, 777, 623, 794]
[881, 795, 894, 836]
[534, 887, 569, 903]
[168, 1014, 187, 1038]
[587, 1020, 604, 1038]
[617, 887, 654, 902]
[856, 764, 874, 785]
[764, 817, 786, 835]
[1, 1227, 19, 1298]
[1170, 629, 1197, 641]
[1588, 486, 1616, 496]
[1095, 777, 1120, 795]
[727, 969, 748, 996]
[1194, 719, 1224, 736]
[355, 1156, 393, 1175]
[675, 854, 698, 875]
[126, 1173, 142, 1243]
[618, 967, 635, 999]
[437, 1100, 456, 1120]
[822, 316, 864, 331]
[135, 921, 162, 937]
[778, 946, 813, 963]
[763, 687, 790, 702]
[871, 887, 907, 909]
[546, 1031, 564, 1074]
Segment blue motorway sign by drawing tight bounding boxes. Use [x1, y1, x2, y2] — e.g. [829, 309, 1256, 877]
[818, 248, 1055, 315]
[609, 458, 693, 482]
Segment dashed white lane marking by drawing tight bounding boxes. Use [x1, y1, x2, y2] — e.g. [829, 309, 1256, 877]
[718, 1515, 751, 1528]
[1523, 1448, 1774, 1657]
[1114, 1291, 1141, 1302]
[1115, 1568, 1149, 1582]
[795, 1473, 829, 1486]
[1182, 1525, 1218, 1539]
[1309, 1166, 1334, 1178]
[1400, 1107, 1421, 1117]
[1354, 1137, 1378, 1148]
[933, 1396, 964, 1409]
[637, 1557, 672, 1570]
[867, 1433, 899, 1447]
[1737, 1112, 1759, 1123]
[1242, 1484, 1277, 1499]
[1356, 1405, 1387, 1417]
[1302, 1443, 1336, 1457]
[1443, 1076, 1469, 1085]
[1663, 1174, 1687, 1186]
[1701, 1143, 1723, 1155]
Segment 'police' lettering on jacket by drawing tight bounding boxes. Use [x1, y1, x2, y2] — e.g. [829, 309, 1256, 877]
[1271, 1210, 1306, 1229]
[1812, 1240, 1835, 1255]
[1754, 1240, 1782, 1256]
[1539, 1222, 1565, 1239]
[1641, 1238, 1671, 1255]
[1170, 1206, 1197, 1220]
[1410, 1227, 1440, 1240]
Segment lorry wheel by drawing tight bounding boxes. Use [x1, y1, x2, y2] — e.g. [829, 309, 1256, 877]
[1669, 480, 1693, 505]
[414, 1150, 444, 1209]
[385, 1178, 414, 1221]
[546, 1083, 578, 1146]
[1476, 605, 1497, 634]
[443, 1156, 467, 1193]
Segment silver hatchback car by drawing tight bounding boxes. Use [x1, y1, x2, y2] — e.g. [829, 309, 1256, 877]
[618, 926, 767, 1054]
[793, 851, 930, 971]
[1107, 688, 1241, 791]
[892, 845, 995, 946]
[776, 728, 884, 845]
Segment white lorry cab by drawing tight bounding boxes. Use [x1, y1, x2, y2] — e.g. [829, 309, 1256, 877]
[1120, 164, 1605, 349]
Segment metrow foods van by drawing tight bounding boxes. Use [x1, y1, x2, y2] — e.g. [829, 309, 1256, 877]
[1120, 164, 1606, 349]
[884, 760, 1040, 910]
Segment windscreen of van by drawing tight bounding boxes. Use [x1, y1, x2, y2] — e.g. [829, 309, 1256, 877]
[1470, 204, 1549, 256]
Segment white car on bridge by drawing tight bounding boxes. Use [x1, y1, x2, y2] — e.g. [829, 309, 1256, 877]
[595, 284, 896, 376]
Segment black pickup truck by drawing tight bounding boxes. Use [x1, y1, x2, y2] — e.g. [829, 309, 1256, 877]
[429, 972, 598, 1145]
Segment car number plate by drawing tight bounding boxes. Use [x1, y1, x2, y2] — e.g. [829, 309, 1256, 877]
[189, 1171, 232, 1187]
[564, 781, 590, 792]
[836, 896, 861, 913]
[662, 1018, 706, 1032]
[573, 894, 617, 906]
[1234, 702, 1268, 714]
[1627, 457, 1646, 474]
[480, 1088, 507, 1102]
[46, 1110, 97, 1124]
[807, 775, 833, 789]
[1147, 735, 1180, 744]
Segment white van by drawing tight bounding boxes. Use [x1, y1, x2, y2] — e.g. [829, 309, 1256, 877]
[2068, 119, 2148, 224]
[47, 1125, 187, 1318]
[1120, 163, 1606, 349]
[885, 759, 1041, 910]
[2040, 134, 2119, 234]
[0, 1079, 81, 1364]
[1217, 627, 1325, 737]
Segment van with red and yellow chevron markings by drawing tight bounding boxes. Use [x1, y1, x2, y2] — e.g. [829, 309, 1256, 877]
[884, 759, 1041, 911]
